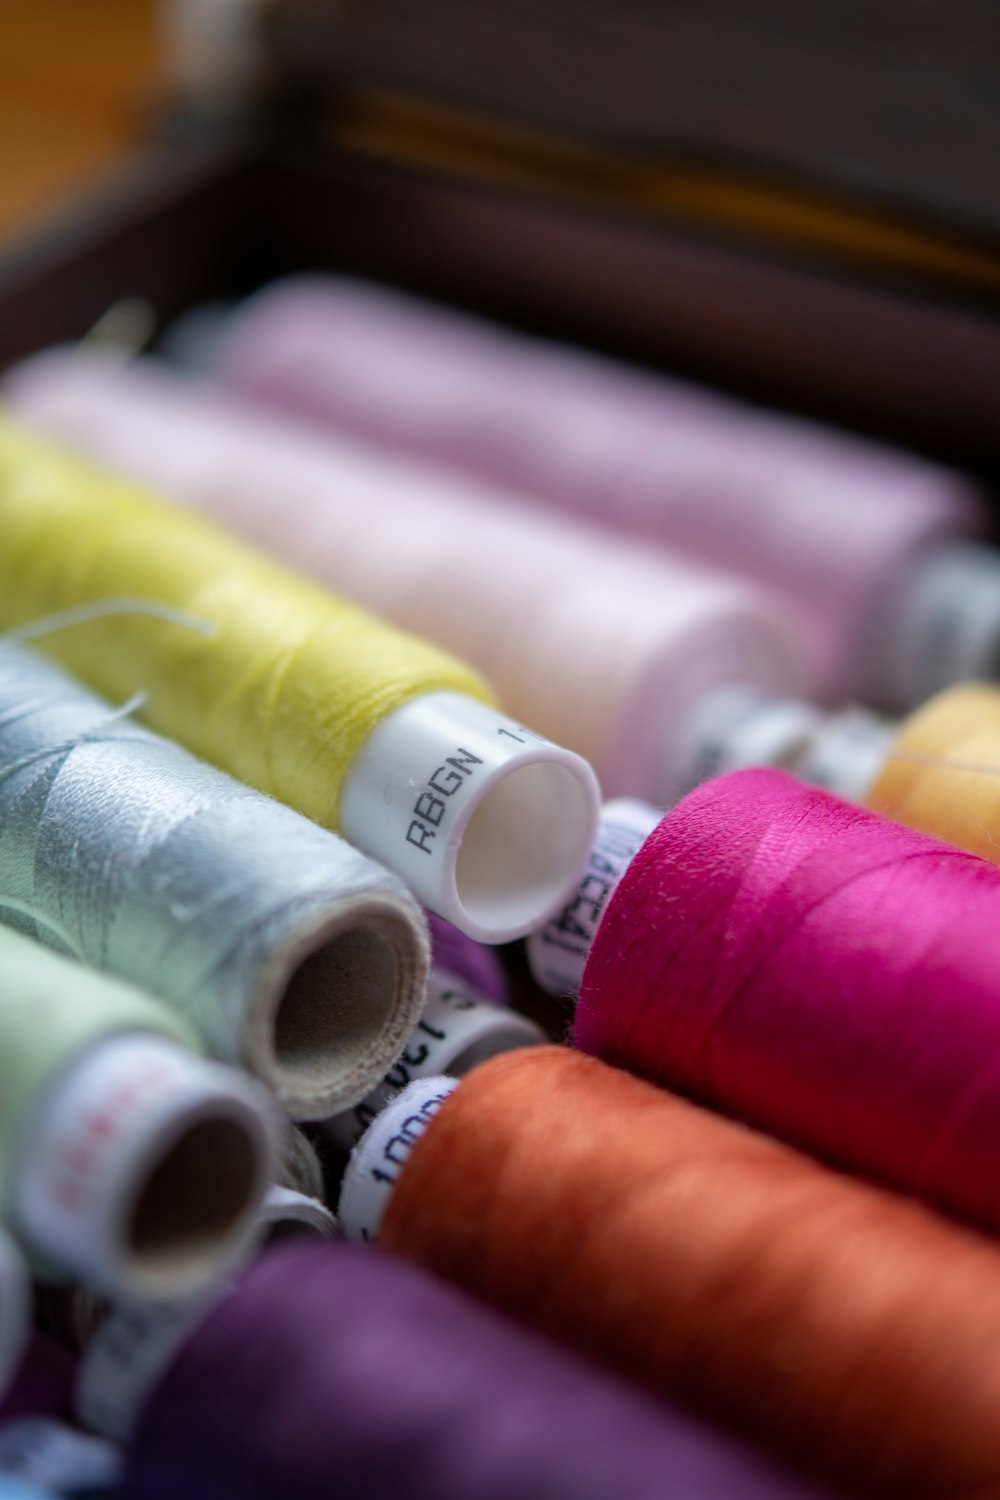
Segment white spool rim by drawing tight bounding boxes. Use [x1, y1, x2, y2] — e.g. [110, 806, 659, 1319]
[341, 693, 601, 944]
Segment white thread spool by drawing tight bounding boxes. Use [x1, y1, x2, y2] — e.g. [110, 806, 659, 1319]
[526, 798, 662, 997]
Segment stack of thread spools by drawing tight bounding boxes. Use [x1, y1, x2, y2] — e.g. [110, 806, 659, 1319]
[1, 274, 1000, 1497]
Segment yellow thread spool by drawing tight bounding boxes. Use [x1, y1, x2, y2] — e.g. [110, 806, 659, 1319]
[0, 416, 600, 941]
[0, 413, 487, 821]
[867, 682, 1000, 860]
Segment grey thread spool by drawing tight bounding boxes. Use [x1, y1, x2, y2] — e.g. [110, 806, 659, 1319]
[0, 642, 430, 1120]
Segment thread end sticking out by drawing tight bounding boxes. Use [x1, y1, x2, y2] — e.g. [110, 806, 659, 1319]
[340, 693, 601, 944]
[12, 1034, 276, 1303]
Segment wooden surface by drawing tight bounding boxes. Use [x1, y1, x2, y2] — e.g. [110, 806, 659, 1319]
[0, 0, 159, 240]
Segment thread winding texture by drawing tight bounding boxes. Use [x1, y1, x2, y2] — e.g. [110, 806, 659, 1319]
[121, 1241, 823, 1500]
[575, 766, 1000, 1230]
[0, 413, 489, 832]
[380, 1045, 1000, 1498]
[4, 353, 803, 802]
[867, 682, 1000, 861]
[0, 643, 430, 1120]
[0, 925, 197, 1201]
[206, 274, 983, 701]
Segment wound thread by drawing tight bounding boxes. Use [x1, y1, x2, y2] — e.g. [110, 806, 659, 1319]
[203, 273, 986, 704]
[101, 1242, 822, 1500]
[574, 767, 1000, 1232]
[0, 413, 489, 830]
[2, 355, 804, 803]
[379, 1045, 1000, 1499]
[0, 642, 430, 1120]
[867, 682, 1000, 862]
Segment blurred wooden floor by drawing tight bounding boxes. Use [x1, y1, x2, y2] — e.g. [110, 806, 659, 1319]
[0, 0, 158, 240]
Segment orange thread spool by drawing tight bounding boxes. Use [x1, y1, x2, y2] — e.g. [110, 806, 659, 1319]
[380, 1046, 1000, 1498]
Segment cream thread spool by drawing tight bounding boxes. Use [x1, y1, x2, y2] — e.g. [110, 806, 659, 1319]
[0, 927, 277, 1302]
[0, 641, 432, 1120]
[196, 274, 999, 710]
[0, 409, 599, 944]
[257, 1186, 339, 1247]
[1, 352, 807, 807]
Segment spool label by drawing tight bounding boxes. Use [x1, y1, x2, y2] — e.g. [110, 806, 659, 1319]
[76, 1295, 215, 1442]
[326, 974, 542, 1151]
[527, 799, 660, 995]
[338, 1076, 458, 1242]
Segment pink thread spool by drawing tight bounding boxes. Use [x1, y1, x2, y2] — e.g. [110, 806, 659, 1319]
[200, 276, 998, 709]
[6, 351, 808, 806]
[576, 766, 1000, 1235]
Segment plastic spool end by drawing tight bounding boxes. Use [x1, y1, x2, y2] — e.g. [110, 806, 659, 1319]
[340, 693, 601, 944]
[324, 980, 545, 1154]
[13, 1034, 277, 1303]
[883, 541, 1000, 708]
[256, 1186, 340, 1248]
[247, 895, 429, 1122]
[338, 1076, 458, 1243]
[526, 797, 663, 998]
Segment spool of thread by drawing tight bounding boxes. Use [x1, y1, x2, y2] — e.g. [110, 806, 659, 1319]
[255, 1186, 339, 1247]
[865, 682, 1000, 863]
[0, 412, 598, 943]
[527, 797, 661, 996]
[428, 914, 507, 1005]
[0, 640, 430, 1120]
[275, 1129, 325, 1202]
[324, 964, 542, 1154]
[78, 1241, 825, 1500]
[572, 766, 1000, 1233]
[0, 925, 275, 1300]
[3, 352, 809, 805]
[352, 1047, 1000, 1498]
[188, 273, 1000, 708]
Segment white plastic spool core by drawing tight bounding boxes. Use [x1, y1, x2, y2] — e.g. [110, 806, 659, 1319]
[11, 1033, 276, 1302]
[256, 1186, 340, 1248]
[340, 694, 600, 944]
[338, 1076, 458, 1243]
[527, 797, 662, 998]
